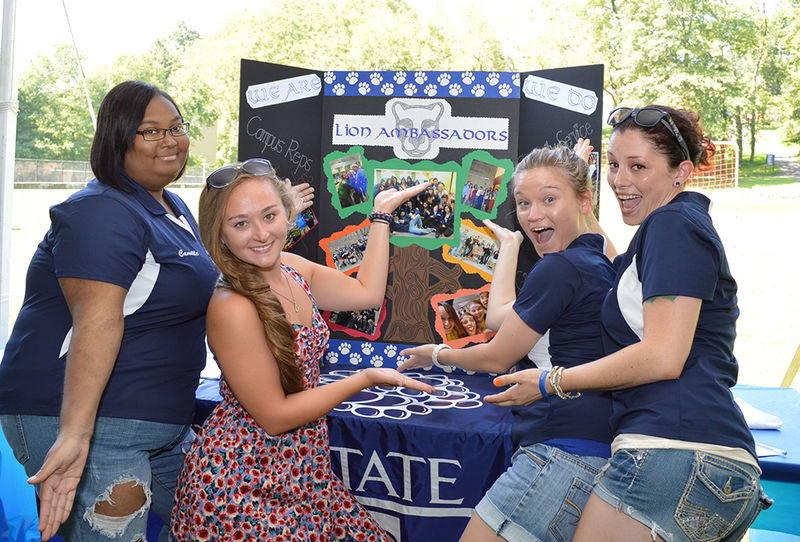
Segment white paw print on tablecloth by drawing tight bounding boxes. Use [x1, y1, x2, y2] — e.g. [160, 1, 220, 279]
[370, 72, 382, 85]
[326, 351, 339, 364]
[471, 84, 485, 97]
[449, 83, 463, 96]
[437, 73, 451, 86]
[346, 72, 359, 84]
[349, 353, 362, 365]
[358, 82, 371, 95]
[423, 84, 437, 97]
[324, 71, 336, 84]
[381, 82, 394, 95]
[384, 344, 398, 358]
[338, 342, 351, 355]
[404, 83, 417, 96]
[486, 72, 500, 86]
[361, 343, 374, 355]
[332, 83, 346, 96]
[414, 71, 427, 84]
[498, 83, 512, 97]
[512, 73, 520, 87]
[370, 355, 384, 368]
[394, 71, 407, 84]
[461, 72, 475, 85]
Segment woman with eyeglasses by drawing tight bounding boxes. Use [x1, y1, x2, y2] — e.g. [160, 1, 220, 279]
[0, 81, 219, 541]
[170, 161, 434, 541]
[487, 106, 767, 541]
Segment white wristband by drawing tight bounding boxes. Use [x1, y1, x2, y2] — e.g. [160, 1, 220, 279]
[432, 344, 453, 369]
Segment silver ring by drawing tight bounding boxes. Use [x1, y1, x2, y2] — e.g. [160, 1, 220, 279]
[300, 197, 305, 203]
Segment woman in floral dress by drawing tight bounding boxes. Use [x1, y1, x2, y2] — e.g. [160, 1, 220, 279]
[171, 159, 434, 541]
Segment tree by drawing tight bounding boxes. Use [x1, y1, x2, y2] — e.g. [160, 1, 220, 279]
[15, 45, 95, 160]
[776, 0, 800, 150]
[583, 0, 776, 157]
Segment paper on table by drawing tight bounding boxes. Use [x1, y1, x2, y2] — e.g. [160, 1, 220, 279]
[735, 397, 782, 430]
[755, 442, 787, 457]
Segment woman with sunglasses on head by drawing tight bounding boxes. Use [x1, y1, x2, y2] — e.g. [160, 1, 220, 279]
[170, 161, 434, 541]
[0, 81, 219, 541]
[488, 106, 767, 541]
[398, 145, 616, 542]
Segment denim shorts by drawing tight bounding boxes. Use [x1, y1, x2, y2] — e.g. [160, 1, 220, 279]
[0, 414, 193, 542]
[593, 448, 765, 542]
[476, 443, 609, 542]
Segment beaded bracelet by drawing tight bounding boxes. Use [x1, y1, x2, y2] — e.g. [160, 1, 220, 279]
[369, 211, 393, 224]
[548, 366, 580, 400]
[538, 370, 552, 398]
[431, 343, 453, 369]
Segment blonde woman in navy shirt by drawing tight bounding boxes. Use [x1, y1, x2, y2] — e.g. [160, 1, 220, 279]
[399, 146, 616, 542]
[489, 106, 768, 541]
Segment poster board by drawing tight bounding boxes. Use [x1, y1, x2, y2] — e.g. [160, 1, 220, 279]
[237, 60, 604, 355]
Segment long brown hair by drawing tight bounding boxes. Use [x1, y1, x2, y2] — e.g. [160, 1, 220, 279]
[199, 171, 302, 394]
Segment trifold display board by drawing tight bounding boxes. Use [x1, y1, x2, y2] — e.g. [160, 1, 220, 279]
[237, 60, 604, 352]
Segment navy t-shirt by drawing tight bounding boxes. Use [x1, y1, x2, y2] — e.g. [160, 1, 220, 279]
[510, 233, 615, 451]
[0, 175, 218, 425]
[602, 191, 755, 457]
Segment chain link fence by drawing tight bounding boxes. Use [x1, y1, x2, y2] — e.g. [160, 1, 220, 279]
[13, 159, 209, 189]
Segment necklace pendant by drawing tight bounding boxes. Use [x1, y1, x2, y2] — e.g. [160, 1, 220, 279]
[294, 302, 300, 313]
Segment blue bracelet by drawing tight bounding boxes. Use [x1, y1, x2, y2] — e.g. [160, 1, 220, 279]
[539, 370, 551, 398]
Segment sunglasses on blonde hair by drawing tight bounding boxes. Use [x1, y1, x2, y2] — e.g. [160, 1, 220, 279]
[206, 158, 274, 189]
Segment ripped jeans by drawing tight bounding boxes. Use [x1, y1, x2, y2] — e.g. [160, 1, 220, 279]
[0, 414, 193, 542]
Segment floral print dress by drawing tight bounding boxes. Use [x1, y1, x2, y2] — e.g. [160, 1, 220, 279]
[171, 266, 389, 541]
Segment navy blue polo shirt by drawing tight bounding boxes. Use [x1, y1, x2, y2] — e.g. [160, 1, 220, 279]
[602, 191, 756, 457]
[511, 233, 615, 452]
[0, 175, 218, 425]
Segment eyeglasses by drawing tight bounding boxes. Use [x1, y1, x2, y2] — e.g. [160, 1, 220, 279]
[135, 122, 190, 141]
[206, 158, 274, 189]
[607, 107, 691, 162]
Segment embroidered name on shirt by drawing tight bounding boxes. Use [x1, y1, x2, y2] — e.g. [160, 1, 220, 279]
[178, 249, 200, 257]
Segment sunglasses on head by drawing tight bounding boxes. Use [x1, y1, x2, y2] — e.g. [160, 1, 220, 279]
[607, 107, 691, 163]
[206, 158, 274, 189]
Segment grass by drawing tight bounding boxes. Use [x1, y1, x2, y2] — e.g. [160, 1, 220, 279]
[738, 153, 798, 189]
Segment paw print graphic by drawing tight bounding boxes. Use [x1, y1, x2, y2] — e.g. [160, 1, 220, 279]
[512, 73, 520, 87]
[395, 354, 410, 367]
[370, 355, 384, 368]
[381, 82, 394, 95]
[324, 71, 336, 84]
[394, 71, 407, 84]
[437, 72, 451, 86]
[384, 344, 398, 358]
[404, 83, 418, 96]
[498, 83, 512, 97]
[414, 71, 427, 84]
[423, 83, 438, 97]
[361, 343, 374, 355]
[349, 353, 362, 366]
[338, 342, 351, 355]
[326, 351, 339, 364]
[357, 81, 371, 95]
[461, 71, 475, 85]
[471, 84, 486, 97]
[370, 72, 382, 85]
[486, 72, 500, 86]
[332, 83, 346, 96]
[346, 71, 359, 84]
[449, 83, 463, 96]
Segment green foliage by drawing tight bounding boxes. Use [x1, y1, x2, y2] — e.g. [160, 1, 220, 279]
[15, 45, 95, 160]
[12, 0, 799, 164]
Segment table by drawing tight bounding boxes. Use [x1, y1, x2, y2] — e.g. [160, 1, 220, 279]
[732, 385, 800, 536]
[195, 376, 800, 541]
[195, 364, 515, 542]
